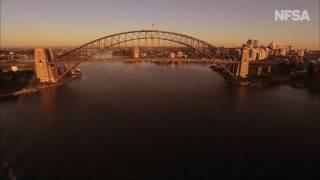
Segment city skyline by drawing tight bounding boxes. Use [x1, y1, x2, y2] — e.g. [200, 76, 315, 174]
[0, 0, 319, 49]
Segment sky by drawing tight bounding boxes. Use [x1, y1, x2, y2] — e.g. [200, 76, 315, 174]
[0, 0, 319, 49]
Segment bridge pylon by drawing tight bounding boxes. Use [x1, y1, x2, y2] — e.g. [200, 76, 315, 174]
[34, 48, 60, 83]
[237, 47, 249, 78]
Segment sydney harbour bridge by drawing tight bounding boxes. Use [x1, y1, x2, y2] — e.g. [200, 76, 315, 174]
[2, 30, 276, 84]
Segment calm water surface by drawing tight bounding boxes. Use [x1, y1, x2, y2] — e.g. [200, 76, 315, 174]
[1, 63, 320, 179]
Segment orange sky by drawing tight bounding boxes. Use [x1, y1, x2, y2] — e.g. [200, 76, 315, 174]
[1, 0, 319, 50]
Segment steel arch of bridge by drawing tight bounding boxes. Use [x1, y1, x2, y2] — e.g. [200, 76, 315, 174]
[53, 30, 236, 80]
[55, 30, 217, 62]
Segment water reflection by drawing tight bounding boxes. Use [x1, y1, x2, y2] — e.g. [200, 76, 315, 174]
[39, 87, 58, 128]
[170, 63, 176, 70]
[133, 62, 140, 72]
[233, 86, 248, 112]
[1, 63, 320, 179]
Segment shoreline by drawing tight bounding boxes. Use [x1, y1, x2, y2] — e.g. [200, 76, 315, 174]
[209, 65, 303, 88]
[0, 72, 82, 99]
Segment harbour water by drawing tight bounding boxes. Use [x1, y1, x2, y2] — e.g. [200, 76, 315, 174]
[1, 63, 320, 179]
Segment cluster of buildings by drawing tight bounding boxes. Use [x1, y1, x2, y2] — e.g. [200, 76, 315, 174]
[242, 39, 269, 61]
[268, 41, 306, 63]
[168, 51, 188, 59]
[131, 47, 188, 59]
[0, 49, 33, 62]
[240, 39, 309, 64]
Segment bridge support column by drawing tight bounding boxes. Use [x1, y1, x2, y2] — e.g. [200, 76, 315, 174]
[237, 47, 249, 78]
[34, 48, 59, 83]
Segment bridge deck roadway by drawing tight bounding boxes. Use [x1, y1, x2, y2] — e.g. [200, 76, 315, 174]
[0, 59, 281, 68]
[47, 58, 240, 65]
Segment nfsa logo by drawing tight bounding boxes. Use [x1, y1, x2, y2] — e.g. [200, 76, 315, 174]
[275, 10, 311, 22]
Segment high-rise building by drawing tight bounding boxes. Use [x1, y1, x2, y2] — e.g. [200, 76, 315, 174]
[253, 40, 259, 48]
[247, 39, 253, 48]
[249, 48, 259, 61]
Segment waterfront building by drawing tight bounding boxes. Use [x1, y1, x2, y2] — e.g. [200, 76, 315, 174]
[176, 51, 184, 58]
[169, 52, 176, 59]
[140, 52, 148, 58]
